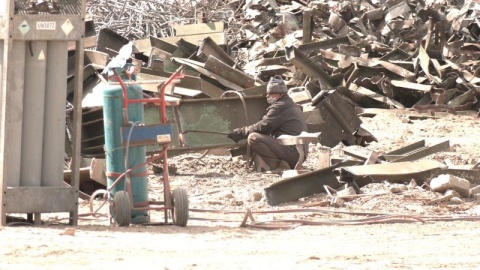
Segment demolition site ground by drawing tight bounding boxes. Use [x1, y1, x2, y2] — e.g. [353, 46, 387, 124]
[1, 0, 479, 269]
[1, 111, 480, 269]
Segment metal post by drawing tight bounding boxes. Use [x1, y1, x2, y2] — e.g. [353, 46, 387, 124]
[70, 0, 87, 225]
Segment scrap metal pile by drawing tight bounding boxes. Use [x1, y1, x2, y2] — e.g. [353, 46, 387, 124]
[78, 0, 480, 206]
[80, 0, 480, 161]
[86, 0, 234, 39]
[85, 0, 480, 114]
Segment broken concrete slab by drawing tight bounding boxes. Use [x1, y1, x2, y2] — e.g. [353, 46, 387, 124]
[469, 185, 480, 198]
[430, 174, 470, 198]
[428, 189, 461, 204]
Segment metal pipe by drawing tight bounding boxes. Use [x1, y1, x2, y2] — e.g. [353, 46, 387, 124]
[181, 130, 230, 135]
[221, 90, 250, 168]
[42, 41, 68, 186]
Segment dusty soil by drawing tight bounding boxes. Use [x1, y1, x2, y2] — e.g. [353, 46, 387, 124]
[2, 111, 480, 269]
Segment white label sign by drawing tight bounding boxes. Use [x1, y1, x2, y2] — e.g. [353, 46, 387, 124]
[36, 21, 56, 30]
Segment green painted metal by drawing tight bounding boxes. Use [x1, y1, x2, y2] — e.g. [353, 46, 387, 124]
[143, 95, 269, 153]
[101, 77, 149, 224]
[80, 95, 269, 158]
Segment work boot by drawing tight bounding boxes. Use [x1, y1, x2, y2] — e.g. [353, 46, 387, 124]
[266, 160, 291, 174]
[254, 155, 270, 172]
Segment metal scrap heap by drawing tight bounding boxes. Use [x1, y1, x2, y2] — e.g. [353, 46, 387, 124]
[84, 0, 480, 115]
[74, 0, 480, 201]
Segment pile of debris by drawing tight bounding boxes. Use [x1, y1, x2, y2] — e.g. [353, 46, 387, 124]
[74, 0, 480, 205]
[78, 0, 480, 148]
[86, 0, 233, 39]
[84, 0, 480, 112]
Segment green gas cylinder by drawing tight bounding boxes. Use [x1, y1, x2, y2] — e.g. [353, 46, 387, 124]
[100, 71, 149, 224]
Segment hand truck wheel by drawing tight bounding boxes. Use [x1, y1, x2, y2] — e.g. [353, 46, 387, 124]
[112, 191, 131, 227]
[171, 188, 189, 227]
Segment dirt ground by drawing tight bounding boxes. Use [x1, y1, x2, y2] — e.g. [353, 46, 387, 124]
[2, 111, 480, 269]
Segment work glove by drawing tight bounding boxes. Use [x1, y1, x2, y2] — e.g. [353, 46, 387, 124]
[227, 128, 244, 143]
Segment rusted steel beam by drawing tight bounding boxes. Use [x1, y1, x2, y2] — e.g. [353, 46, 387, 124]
[355, 107, 479, 118]
[96, 28, 129, 58]
[343, 147, 379, 163]
[172, 57, 244, 90]
[321, 90, 361, 133]
[176, 38, 198, 58]
[346, 85, 405, 109]
[150, 35, 178, 54]
[264, 160, 360, 206]
[339, 160, 446, 188]
[177, 75, 224, 98]
[285, 45, 333, 90]
[198, 36, 234, 66]
[297, 36, 350, 55]
[382, 140, 426, 160]
[84, 50, 109, 70]
[204, 55, 256, 89]
[245, 56, 288, 68]
[134, 38, 151, 55]
[382, 140, 450, 162]
[149, 47, 172, 61]
[313, 90, 362, 147]
[168, 22, 226, 45]
[241, 85, 267, 96]
[302, 10, 313, 44]
[390, 80, 432, 92]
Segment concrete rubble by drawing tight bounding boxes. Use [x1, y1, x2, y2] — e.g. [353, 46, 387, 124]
[65, 0, 480, 204]
[430, 174, 470, 197]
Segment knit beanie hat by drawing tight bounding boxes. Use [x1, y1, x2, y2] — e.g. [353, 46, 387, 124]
[266, 75, 287, 94]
